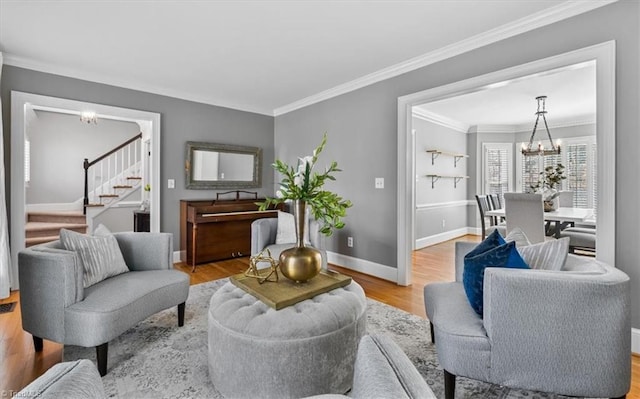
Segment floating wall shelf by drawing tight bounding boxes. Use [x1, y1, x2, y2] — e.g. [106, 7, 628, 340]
[425, 174, 469, 189]
[426, 150, 469, 167]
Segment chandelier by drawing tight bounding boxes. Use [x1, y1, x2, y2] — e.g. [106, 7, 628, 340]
[80, 111, 98, 124]
[521, 96, 560, 157]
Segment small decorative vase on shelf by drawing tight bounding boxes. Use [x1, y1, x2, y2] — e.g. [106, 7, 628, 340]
[279, 200, 322, 283]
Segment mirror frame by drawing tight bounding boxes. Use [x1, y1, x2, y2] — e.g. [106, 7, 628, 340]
[185, 141, 262, 189]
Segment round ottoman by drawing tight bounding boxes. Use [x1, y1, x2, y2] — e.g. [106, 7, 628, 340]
[208, 281, 367, 399]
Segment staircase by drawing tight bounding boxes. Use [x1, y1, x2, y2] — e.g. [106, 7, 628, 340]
[83, 133, 145, 213]
[25, 211, 88, 247]
[24, 133, 148, 247]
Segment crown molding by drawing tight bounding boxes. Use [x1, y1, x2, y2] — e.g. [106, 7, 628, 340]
[468, 115, 597, 134]
[512, 114, 596, 132]
[273, 0, 617, 116]
[469, 125, 517, 134]
[412, 108, 469, 133]
[2, 53, 274, 116]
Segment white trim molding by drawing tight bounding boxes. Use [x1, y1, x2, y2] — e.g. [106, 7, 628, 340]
[412, 108, 469, 133]
[397, 41, 616, 286]
[416, 200, 474, 211]
[274, 0, 617, 116]
[632, 328, 640, 355]
[326, 251, 398, 283]
[415, 227, 473, 250]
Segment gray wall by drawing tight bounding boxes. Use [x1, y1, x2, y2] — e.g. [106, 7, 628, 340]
[1, 66, 275, 251]
[413, 116, 469, 241]
[274, 2, 640, 327]
[27, 110, 139, 204]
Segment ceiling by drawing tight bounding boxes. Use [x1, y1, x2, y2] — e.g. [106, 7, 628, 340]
[0, 1, 612, 116]
[415, 61, 596, 131]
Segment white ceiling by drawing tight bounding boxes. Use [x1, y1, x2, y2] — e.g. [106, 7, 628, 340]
[0, 1, 612, 116]
[415, 61, 596, 131]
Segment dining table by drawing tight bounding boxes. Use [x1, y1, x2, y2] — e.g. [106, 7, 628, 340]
[485, 207, 596, 238]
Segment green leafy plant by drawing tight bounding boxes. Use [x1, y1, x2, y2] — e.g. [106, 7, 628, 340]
[530, 163, 566, 199]
[257, 133, 352, 236]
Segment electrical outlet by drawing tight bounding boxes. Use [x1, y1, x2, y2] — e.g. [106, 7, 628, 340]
[167, 179, 175, 189]
[375, 177, 384, 189]
[347, 237, 354, 248]
[442, 219, 446, 228]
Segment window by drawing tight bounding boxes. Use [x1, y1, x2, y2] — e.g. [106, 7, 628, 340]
[516, 136, 596, 208]
[482, 143, 513, 204]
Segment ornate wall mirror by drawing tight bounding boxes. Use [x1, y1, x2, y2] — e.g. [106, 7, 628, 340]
[185, 141, 262, 189]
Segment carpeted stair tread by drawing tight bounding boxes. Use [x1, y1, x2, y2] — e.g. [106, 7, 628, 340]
[26, 235, 61, 247]
[28, 211, 86, 224]
[25, 222, 87, 239]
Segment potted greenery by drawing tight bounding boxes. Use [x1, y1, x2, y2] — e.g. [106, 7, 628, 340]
[258, 133, 352, 282]
[530, 163, 566, 211]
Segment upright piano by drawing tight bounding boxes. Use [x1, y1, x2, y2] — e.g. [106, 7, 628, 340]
[180, 194, 282, 272]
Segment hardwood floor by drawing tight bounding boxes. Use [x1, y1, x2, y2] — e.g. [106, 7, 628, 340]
[1, 235, 639, 397]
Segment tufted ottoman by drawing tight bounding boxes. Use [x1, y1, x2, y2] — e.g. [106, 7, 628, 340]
[208, 281, 367, 399]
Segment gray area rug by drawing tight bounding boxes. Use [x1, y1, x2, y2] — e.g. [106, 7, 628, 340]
[65, 279, 579, 398]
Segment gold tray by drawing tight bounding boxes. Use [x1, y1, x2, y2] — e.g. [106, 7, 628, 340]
[230, 269, 352, 310]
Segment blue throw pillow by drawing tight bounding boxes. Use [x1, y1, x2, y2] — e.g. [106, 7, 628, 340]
[463, 241, 529, 316]
[465, 229, 506, 260]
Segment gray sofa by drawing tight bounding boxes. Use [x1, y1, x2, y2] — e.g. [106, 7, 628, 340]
[18, 232, 190, 376]
[17, 334, 435, 398]
[424, 241, 630, 399]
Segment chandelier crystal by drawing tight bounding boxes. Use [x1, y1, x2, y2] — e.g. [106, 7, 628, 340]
[521, 96, 560, 157]
[80, 111, 98, 124]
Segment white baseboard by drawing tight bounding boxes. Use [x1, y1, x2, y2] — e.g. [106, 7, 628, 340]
[173, 251, 182, 264]
[415, 227, 473, 249]
[632, 328, 640, 355]
[326, 251, 398, 283]
[469, 227, 482, 236]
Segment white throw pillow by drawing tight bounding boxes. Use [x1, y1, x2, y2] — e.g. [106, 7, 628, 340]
[504, 227, 531, 248]
[275, 210, 311, 245]
[517, 237, 570, 271]
[60, 224, 129, 288]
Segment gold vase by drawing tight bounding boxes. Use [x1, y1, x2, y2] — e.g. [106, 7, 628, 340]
[279, 200, 322, 283]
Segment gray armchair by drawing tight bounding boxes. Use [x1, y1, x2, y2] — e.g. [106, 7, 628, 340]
[251, 217, 328, 270]
[424, 241, 630, 399]
[18, 232, 190, 376]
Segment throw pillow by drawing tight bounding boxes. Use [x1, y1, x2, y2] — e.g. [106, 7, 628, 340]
[517, 237, 570, 271]
[60, 225, 130, 288]
[463, 241, 530, 316]
[275, 210, 311, 245]
[465, 229, 506, 259]
[504, 227, 531, 248]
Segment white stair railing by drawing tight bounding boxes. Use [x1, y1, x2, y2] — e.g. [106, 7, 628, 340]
[83, 133, 143, 214]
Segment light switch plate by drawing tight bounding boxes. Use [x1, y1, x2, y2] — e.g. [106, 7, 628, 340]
[167, 179, 175, 189]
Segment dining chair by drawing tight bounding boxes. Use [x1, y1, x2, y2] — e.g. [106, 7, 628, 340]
[504, 193, 546, 244]
[489, 194, 502, 210]
[475, 194, 505, 240]
[489, 194, 504, 224]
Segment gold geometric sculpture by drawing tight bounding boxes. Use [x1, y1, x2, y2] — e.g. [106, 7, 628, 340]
[245, 248, 279, 284]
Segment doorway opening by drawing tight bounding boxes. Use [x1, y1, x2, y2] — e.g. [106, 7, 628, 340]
[9, 92, 161, 289]
[397, 41, 615, 286]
